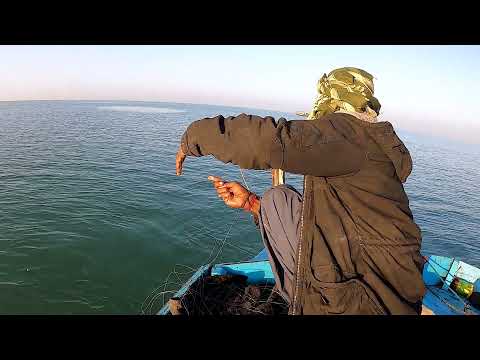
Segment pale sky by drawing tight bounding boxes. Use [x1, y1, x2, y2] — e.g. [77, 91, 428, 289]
[1, 45, 479, 144]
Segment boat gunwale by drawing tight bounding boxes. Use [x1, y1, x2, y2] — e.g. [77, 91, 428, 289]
[157, 253, 480, 315]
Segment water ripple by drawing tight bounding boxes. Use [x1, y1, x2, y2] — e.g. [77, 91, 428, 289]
[0, 100, 479, 314]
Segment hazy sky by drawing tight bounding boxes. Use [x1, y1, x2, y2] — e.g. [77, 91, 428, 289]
[1, 45, 479, 144]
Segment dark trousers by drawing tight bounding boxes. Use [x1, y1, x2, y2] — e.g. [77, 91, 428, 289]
[258, 184, 302, 303]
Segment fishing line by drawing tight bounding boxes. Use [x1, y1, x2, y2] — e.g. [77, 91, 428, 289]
[206, 166, 254, 265]
[142, 165, 262, 314]
[185, 228, 256, 257]
[239, 168, 250, 191]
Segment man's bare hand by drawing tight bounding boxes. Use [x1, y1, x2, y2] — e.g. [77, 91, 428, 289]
[176, 145, 187, 176]
[208, 176, 250, 209]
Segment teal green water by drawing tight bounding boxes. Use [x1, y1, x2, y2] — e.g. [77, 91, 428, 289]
[1, 100, 479, 314]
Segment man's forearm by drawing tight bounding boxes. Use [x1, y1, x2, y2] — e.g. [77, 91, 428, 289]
[180, 114, 282, 170]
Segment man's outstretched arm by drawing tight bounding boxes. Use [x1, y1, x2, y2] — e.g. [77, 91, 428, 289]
[178, 114, 281, 173]
[177, 113, 365, 177]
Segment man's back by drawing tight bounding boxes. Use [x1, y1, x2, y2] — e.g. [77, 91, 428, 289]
[177, 111, 426, 314]
[298, 112, 425, 314]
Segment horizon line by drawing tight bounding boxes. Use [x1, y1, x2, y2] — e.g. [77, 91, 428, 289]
[0, 98, 298, 116]
[1, 98, 479, 147]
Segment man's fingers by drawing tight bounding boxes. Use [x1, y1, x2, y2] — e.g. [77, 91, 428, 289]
[222, 194, 233, 203]
[176, 149, 186, 176]
[208, 176, 227, 189]
[176, 157, 183, 176]
[208, 176, 223, 183]
[216, 188, 229, 196]
[208, 176, 244, 208]
[218, 189, 232, 198]
[218, 189, 231, 197]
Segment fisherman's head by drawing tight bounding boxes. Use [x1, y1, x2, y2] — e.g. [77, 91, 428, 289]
[307, 67, 381, 120]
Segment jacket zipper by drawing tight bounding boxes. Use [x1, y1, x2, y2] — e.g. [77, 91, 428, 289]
[291, 176, 307, 315]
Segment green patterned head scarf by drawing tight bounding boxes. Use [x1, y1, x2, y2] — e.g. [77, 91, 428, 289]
[306, 67, 381, 120]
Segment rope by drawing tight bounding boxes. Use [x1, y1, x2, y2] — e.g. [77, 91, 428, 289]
[239, 168, 250, 191]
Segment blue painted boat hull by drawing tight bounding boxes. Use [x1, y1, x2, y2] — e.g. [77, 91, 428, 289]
[158, 250, 480, 315]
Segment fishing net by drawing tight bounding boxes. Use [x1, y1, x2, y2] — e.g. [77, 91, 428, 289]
[140, 167, 294, 315]
[167, 274, 288, 315]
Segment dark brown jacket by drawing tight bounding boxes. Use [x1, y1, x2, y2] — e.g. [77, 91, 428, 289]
[181, 112, 426, 315]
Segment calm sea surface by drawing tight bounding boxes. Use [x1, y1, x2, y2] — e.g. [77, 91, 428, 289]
[1, 100, 479, 314]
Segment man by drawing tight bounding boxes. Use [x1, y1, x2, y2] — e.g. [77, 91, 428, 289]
[175, 67, 426, 315]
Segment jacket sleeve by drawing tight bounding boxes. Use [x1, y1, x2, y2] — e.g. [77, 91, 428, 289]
[181, 113, 365, 177]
